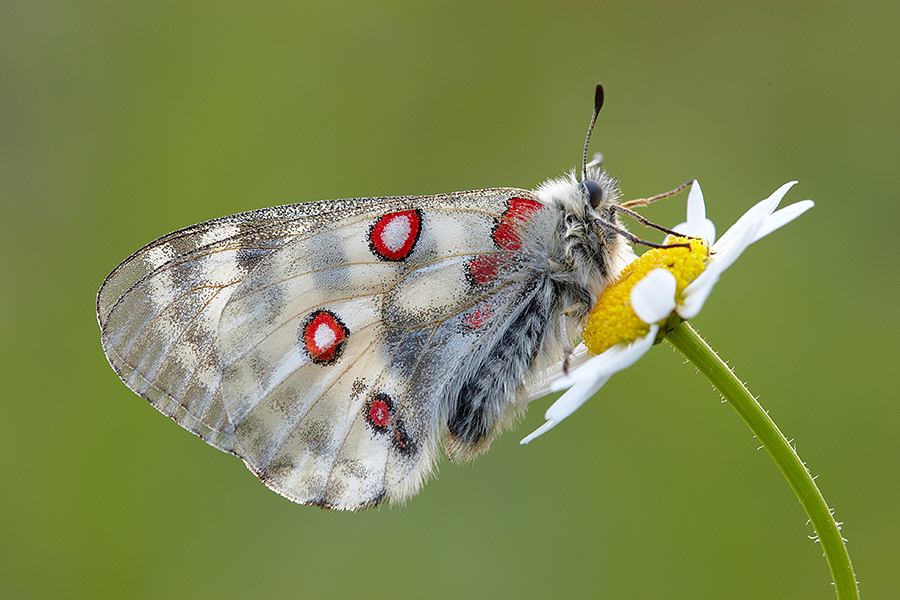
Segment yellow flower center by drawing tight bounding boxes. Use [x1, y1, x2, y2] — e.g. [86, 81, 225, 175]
[584, 236, 710, 354]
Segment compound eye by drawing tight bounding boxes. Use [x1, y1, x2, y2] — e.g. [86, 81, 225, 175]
[583, 179, 604, 208]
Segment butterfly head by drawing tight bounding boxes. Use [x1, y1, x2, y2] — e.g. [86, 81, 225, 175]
[534, 165, 630, 297]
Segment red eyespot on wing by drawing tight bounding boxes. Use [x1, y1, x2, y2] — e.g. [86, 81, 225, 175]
[492, 197, 543, 250]
[366, 393, 394, 432]
[368, 209, 422, 261]
[302, 310, 349, 364]
[463, 303, 493, 329]
[364, 394, 418, 456]
[467, 254, 503, 286]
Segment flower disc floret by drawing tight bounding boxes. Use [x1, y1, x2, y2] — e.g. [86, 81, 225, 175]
[584, 237, 709, 354]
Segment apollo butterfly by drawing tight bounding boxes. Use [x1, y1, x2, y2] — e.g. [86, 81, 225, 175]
[97, 84, 677, 509]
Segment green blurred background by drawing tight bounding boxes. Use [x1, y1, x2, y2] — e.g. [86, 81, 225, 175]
[3, 1, 898, 598]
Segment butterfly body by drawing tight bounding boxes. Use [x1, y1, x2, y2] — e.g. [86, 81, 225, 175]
[99, 156, 630, 509]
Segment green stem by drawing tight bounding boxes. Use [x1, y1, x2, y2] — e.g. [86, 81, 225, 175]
[665, 321, 858, 600]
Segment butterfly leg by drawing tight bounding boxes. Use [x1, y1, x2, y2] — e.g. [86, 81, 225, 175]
[558, 303, 588, 375]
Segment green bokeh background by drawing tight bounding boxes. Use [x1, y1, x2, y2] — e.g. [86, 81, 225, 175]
[3, 1, 898, 598]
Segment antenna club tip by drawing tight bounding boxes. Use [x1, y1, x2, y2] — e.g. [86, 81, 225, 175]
[582, 83, 605, 180]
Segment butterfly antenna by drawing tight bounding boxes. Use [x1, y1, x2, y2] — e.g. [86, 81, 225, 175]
[581, 83, 604, 182]
[619, 180, 694, 209]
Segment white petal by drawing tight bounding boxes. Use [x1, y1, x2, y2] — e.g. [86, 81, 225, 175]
[545, 373, 613, 422]
[547, 329, 656, 418]
[678, 183, 804, 320]
[522, 377, 609, 444]
[685, 181, 713, 241]
[520, 419, 561, 444]
[677, 269, 718, 319]
[679, 218, 715, 246]
[521, 327, 658, 444]
[525, 343, 591, 402]
[678, 219, 757, 319]
[548, 329, 655, 393]
[753, 199, 814, 243]
[672, 182, 714, 244]
[677, 220, 760, 320]
[710, 215, 764, 275]
[713, 182, 796, 254]
[631, 269, 677, 323]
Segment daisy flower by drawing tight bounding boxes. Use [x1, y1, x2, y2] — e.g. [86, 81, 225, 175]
[521, 181, 814, 444]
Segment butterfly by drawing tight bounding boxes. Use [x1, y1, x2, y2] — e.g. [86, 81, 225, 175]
[97, 84, 680, 510]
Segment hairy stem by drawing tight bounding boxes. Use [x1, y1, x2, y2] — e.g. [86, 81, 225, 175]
[665, 321, 858, 600]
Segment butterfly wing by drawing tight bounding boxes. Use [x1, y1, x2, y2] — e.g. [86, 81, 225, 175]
[99, 189, 556, 509]
[96, 207, 302, 453]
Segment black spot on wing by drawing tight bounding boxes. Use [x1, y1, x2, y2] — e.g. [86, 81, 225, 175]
[235, 248, 270, 272]
[391, 417, 417, 457]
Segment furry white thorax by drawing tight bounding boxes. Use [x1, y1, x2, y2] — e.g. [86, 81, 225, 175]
[533, 166, 632, 304]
